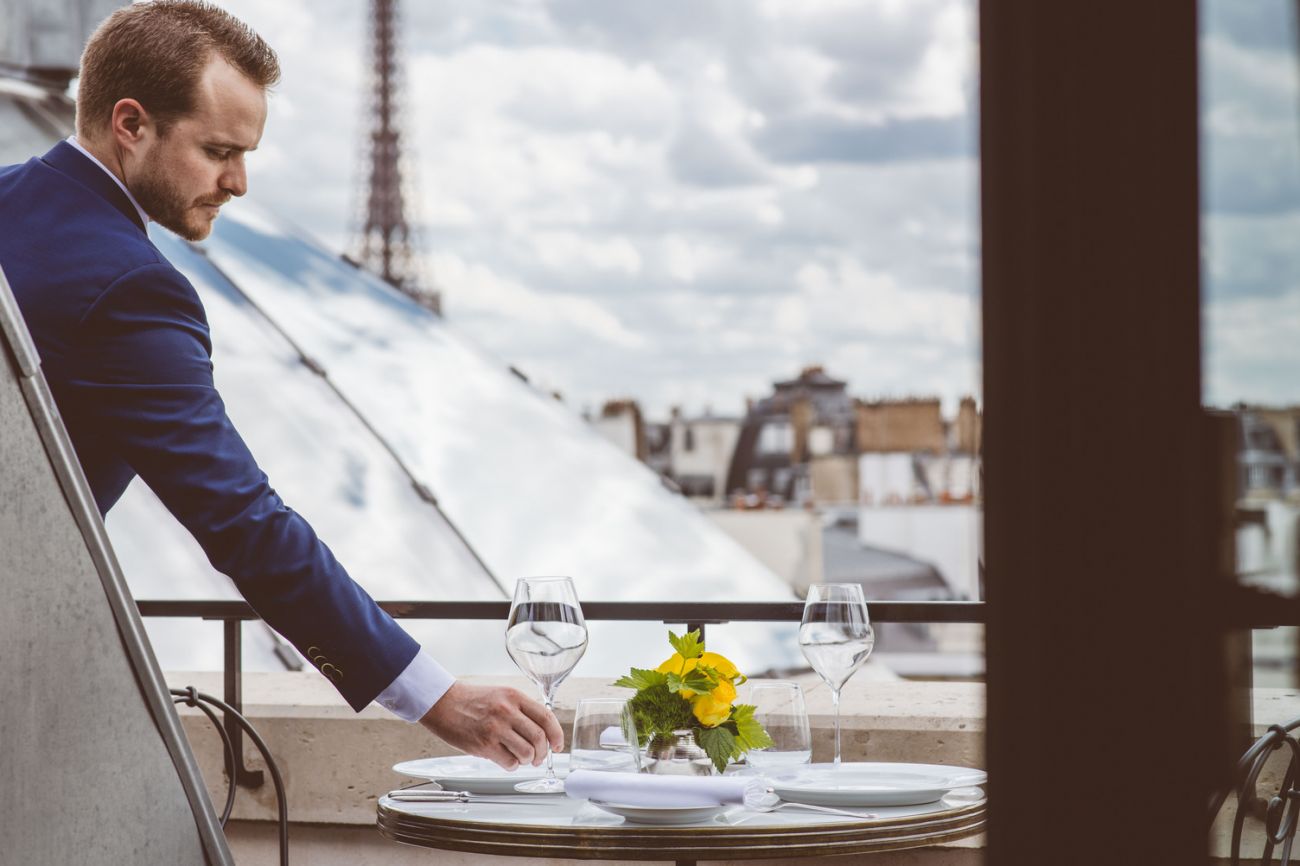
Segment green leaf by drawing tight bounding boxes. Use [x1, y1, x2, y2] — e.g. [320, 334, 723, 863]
[692, 663, 721, 682]
[667, 629, 705, 660]
[666, 669, 715, 694]
[730, 704, 774, 753]
[627, 683, 695, 743]
[697, 726, 737, 774]
[612, 667, 668, 692]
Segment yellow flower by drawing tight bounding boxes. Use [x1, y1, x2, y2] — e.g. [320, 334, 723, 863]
[691, 678, 737, 728]
[656, 652, 696, 677]
[658, 650, 746, 698]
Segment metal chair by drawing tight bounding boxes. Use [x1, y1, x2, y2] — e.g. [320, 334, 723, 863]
[170, 687, 290, 866]
[1210, 717, 1300, 865]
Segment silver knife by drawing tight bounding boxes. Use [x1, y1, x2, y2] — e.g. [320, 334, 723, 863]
[387, 789, 565, 806]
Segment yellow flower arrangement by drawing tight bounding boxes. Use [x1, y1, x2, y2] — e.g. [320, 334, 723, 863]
[614, 630, 772, 773]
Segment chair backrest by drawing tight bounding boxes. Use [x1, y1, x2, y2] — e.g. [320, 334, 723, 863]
[0, 262, 231, 864]
[1210, 717, 1300, 865]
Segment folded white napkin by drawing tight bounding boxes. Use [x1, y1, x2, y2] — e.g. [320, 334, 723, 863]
[565, 769, 767, 808]
[597, 725, 627, 748]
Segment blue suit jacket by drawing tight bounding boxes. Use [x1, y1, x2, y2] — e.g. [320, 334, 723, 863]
[0, 142, 418, 710]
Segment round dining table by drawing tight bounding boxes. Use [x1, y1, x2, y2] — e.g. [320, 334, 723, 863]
[376, 789, 986, 865]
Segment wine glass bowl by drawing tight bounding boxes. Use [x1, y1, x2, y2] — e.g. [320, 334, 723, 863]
[505, 576, 588, 793]
[798, 583, 873, 768]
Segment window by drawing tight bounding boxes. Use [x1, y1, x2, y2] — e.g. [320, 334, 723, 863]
[757, 421, 793, 456]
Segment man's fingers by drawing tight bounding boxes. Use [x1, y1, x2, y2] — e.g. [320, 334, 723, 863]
[517, 696, 565, 752]
[516, 715, 550, 767]
[485, 746, 520, 772]
[498, 727, 538, 767]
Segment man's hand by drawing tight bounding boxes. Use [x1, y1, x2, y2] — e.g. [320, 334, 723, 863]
[419, 682, 563, 770]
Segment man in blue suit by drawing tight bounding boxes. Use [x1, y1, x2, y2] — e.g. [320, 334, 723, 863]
[0, 1, 560, 770]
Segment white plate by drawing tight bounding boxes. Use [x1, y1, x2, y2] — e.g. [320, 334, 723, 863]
[393, 755, 571, 795]
[769, 762, 987, 808]
[588, 800, 726, 825]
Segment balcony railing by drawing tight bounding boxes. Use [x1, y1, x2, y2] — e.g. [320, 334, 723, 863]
[139, 599, 986, 787]
[137, 586, 1299, 788]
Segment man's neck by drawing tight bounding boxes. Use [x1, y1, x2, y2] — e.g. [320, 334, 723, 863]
[73, 134, 128, 187]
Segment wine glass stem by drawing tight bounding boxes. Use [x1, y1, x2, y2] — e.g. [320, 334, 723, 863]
[832, 687, 842, 767]
[542, 692, 556, 779]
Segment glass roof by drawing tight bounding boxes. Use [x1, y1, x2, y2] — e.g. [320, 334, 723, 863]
[197, 207, 799, 675]
[1, 84, 800, 679]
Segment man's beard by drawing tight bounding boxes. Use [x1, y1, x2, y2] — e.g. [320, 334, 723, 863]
[131, 158, 225, 241]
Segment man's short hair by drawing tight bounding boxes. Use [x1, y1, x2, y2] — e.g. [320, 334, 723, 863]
[76, 1, 280, 139]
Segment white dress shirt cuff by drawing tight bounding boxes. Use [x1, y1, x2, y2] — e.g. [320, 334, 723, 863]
[373, 649, 456, 723]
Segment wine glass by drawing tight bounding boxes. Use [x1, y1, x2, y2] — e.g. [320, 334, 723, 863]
[505, 576, 588, 793]
[745, 682, 812, 772]
[798, 583, 873, 768]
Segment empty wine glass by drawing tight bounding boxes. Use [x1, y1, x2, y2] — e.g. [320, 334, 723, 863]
[745, 682, 812, 772]
[505, 576, 588, 793]
[798, 583, 873, 768]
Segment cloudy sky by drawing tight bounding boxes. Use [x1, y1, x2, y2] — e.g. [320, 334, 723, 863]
[211, 0, 1297, 418]
[1201, 1, 1300, 408]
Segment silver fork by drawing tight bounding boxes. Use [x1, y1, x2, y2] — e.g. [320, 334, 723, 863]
[754, 800, 879, 819]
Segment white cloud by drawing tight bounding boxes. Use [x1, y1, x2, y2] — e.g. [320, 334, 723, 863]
[531, 231, 642, 275]
[1205, 291, 1300, 407]
[211, 0, 988, 418]
[430, 252, 646, 350]
[788, 256, 972, 345]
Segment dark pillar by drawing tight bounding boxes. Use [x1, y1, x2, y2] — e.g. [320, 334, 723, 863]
[981, 2, 1224, 861]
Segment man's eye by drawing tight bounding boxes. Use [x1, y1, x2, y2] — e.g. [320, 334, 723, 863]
[205, 148, 230, 159]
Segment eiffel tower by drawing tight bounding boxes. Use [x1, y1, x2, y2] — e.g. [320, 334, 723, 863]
[353, 0, 440, 314]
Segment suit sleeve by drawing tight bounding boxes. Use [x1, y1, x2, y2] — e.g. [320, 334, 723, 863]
[71, 262, 419, 711]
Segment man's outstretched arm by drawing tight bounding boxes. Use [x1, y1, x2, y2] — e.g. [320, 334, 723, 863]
[71, 261, 560, 765]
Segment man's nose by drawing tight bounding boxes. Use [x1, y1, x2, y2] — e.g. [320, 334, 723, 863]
[221, 157, 248, 198]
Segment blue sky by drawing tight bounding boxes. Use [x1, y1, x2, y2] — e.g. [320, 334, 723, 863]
[212, 0, 1297, 417]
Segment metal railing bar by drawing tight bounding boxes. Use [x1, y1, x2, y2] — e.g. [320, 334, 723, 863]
[138, 599, 989, 624]
[136, 589, 1300, 628]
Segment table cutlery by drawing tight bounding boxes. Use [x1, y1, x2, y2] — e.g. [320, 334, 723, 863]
[387, 789, 563, 806]
[753, 800, 878, 819]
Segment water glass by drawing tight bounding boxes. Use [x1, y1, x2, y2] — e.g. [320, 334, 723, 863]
[570, 698, 640, 773]
[745, 682, 812, 772]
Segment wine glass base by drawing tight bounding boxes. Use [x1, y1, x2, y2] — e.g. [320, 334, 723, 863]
[514, 777, 566, 794]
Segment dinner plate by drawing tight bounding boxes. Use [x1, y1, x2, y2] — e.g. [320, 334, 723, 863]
[393, 755, 571, 795]
[588, 800, 727, 825]
[768, 762, 987, 808]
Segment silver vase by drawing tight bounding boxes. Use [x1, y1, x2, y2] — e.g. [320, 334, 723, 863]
[642, 729, 715, 776]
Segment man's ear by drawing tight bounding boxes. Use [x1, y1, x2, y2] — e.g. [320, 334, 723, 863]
[109, 98, 151, 149]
